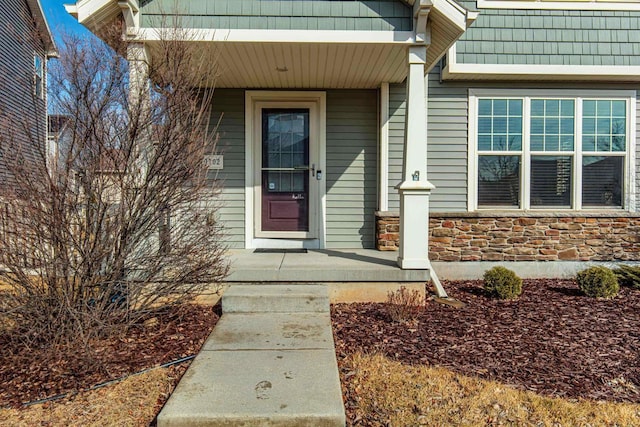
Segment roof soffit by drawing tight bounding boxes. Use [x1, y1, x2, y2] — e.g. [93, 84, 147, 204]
[26, 0, 58, 57]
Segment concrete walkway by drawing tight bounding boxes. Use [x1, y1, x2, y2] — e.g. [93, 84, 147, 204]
[158, 284, 346, 426]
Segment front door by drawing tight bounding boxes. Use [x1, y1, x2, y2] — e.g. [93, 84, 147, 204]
[248, 92, 326, 247]
[261, 109, 310, 233]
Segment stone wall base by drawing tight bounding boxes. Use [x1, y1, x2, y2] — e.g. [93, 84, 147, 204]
[375, 212, 640, 262]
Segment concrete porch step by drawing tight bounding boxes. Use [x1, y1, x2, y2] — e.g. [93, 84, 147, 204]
[158, 285, 346, 426]
[226, 249, 430, 283]
[222, 284, 330, 313]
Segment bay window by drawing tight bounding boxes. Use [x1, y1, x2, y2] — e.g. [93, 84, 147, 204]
[470, 90, 635, 211]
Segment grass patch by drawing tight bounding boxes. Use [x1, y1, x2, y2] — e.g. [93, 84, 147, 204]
[0, 367, 176, 426]
[342, 352, 640, 426]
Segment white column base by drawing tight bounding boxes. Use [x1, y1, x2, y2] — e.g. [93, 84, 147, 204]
[396, 183, 434, 270]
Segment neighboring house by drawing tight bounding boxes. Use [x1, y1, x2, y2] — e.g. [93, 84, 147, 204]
[66, 0, 640, 270]
[0, 0, 57, 188]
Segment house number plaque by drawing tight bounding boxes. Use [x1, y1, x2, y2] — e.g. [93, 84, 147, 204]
[204, 154, 223, 170]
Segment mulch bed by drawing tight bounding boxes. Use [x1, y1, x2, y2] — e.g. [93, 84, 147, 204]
[332, 279, 640, 403]
[0, 304, 219, 408]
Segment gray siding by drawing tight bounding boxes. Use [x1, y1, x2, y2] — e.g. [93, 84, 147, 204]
[140, 0, 412, 31]
[388, 65, 469, 212]
[456, 1, 640, 66]
[0, 0, 47, 186]
[209, 89, 246, 248]
[387, 83, 404, 210]
[208, 89, 379, 248]
[326, 90, 378, 248]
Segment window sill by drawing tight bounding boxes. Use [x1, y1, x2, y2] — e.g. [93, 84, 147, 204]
[435, 210, 640, 218]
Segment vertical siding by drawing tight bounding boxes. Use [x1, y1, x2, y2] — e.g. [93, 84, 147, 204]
[388, 65, 469, 212]
[0, 0, 47, 187]
[208, 89, 246, 248]
[326, 90, 378, 248]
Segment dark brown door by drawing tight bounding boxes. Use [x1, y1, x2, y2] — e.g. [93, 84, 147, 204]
[261, 109, 310, 232]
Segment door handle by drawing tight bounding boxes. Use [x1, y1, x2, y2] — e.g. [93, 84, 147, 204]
[311, 163, 316, 177]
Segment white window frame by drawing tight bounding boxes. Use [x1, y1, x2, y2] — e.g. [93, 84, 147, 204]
[34, 54, 44, 99]
[468, 89, 637, 212]
[477, 0, 640, 11]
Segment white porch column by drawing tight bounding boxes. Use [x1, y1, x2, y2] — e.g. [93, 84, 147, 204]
[127, 43, 151, 180]
[396, 46, 434, 270]
[127, 42, 150, 114]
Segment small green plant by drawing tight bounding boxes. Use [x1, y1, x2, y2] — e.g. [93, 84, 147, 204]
[613, 265, 640, 289]
[576, 266, 619, 298]
[386, 286, 424, 323]
[483, 266, 522, 300]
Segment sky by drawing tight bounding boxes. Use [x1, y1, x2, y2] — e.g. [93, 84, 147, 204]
[40, 0, 95, 44]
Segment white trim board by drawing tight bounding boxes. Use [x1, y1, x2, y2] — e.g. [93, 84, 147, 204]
[477, 0, 640, 11]
[244, 91, 327, 249]
[137, 28, 416, 44]
[467, 88, 637, 212]
[443, 45, 640, 82]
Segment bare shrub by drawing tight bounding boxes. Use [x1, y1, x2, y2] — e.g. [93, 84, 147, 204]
[386, 286, 424, 323]
[0, 22, 228, 350]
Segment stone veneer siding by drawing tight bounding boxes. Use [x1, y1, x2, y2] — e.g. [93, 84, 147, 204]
[376, 211, 640, 261]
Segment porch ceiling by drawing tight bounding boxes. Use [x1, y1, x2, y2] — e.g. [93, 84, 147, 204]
[147, 41, 410, 89]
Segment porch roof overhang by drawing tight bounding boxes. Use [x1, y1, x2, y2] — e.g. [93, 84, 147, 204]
[65, 0, 476, 89]
[27, 0, 58, 57]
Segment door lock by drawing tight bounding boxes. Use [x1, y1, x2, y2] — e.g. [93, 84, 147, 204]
[316, 170, 322, 180]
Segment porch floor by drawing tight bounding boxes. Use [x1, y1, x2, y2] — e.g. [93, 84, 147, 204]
[226, 249, 430, 283]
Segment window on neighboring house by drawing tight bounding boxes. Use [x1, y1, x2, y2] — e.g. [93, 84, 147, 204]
[34, 54, 43, 99]
[471, 90, 634, 210]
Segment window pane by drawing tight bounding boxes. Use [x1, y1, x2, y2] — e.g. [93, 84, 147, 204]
[546, 100, 560, 116]
[494, 99, 507, 115]
[478, 135, 491, 150]
[544, 135, 560, 152]
[583, 100, 626, 152]
[561, 100, 574, 116]
[531, 99, 574, 152]
[509, 135, 522, 151]
[583, 100, 596, 116]
[583, 118, 595, 134]
[479, 99, 492, 115]
[509, 99, 523, 115]
[477, 99, 522, 152]
[560, 118, 574, 134]
[612, 101, 626, 117]
[478, 156, 521, 207]
[560, 135, 574, 151]
[478, 117, 492, 133]
[582, 156, 623, 207]
[531, 135, 544, 151]
[531, 99, 544, 116]
[582, 136, 596, 151]
[597, 100, 611, 116]
[493, 117, 507, 133]
[530, 156, 572, 208]
[531, 118, 544, 134]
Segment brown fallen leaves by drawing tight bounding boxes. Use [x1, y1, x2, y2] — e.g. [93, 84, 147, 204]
[332, 279, 640, 404]
[0, 304, 219, 408]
